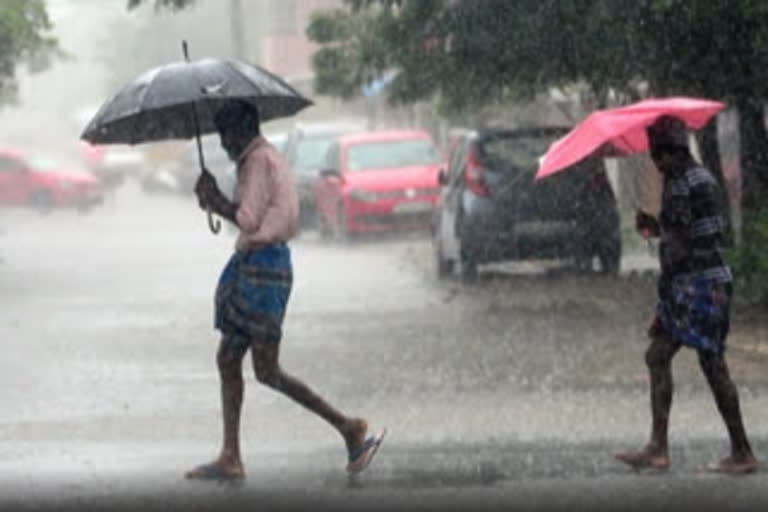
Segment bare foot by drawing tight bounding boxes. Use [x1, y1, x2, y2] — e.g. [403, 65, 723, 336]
[705, 455, 759, 474]
[185, 460, 245, 481]
[343, 418, 368, 454]
[614, 448, 670, 470]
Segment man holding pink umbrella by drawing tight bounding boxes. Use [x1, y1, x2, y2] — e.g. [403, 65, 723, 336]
[614, 115, 758, 474]
[537, 99, 758, 474]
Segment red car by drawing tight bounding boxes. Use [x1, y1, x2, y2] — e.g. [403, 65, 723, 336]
[0, 149, 104, 213]
[313, 130, 444, 238]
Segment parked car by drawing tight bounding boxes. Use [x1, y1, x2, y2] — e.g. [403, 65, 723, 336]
[431, 126, 621, 279]
[282, 121, 366, 229]
[312, 130, 444, 240]
[442, 127, 473, 162]
[0, 149, 104, 213]
[79, 141, 145, 190]
[141, 135, 236, 199]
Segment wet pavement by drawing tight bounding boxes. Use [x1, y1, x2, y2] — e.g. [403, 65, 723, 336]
[1, 182, 767, 511]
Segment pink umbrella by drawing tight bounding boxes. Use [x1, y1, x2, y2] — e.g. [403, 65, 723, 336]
[535, 97, 726, 180]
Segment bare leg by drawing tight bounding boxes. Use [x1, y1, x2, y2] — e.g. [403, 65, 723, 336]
[186, 339, 247, 480]
[251, 343, 368, 454]
[615, 334, 681, 469]
[698, 350, 758, 473]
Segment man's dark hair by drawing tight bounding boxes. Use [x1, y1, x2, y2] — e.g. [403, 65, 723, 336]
[646, 115, 688, 149]
[213, 100, 261, 136]
[655, 143, 691, 158]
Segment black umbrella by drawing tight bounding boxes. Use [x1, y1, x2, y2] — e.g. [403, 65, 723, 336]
[80, 41, 312, 233]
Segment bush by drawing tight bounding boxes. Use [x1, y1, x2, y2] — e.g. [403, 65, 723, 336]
[727, 208, 768, 308]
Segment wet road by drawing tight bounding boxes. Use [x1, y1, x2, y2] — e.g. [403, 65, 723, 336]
[1, 183, 767, 511]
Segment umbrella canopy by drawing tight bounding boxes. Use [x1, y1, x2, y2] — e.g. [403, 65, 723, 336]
[535, 97, 726, 180]
[81, 58, 312, 145]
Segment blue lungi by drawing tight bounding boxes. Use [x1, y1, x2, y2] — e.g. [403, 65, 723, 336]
[214, 244, 293, 351]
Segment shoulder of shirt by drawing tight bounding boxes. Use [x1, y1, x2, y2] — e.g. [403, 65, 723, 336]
[242, 141, 276, 168]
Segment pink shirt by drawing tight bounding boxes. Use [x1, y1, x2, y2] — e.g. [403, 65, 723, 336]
[233, 136, 299, 251]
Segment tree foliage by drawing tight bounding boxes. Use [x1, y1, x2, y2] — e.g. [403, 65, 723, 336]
[0, 0, 61, 106]
[125, 0, 768, 228]
[309, 1, 768, 108]
[308, 0, 768, 221]
[127, 0, 197, 11]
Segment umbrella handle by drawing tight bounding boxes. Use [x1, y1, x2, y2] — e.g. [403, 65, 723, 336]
[206, 205, 221, 234]
[183, 41, 219, 235]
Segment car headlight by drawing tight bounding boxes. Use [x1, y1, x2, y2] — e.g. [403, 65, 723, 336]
[348, 188, 378, 202]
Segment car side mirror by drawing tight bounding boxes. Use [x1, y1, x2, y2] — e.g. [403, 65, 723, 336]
[320, 168, 341, 179]
[437, 169, 448, 186]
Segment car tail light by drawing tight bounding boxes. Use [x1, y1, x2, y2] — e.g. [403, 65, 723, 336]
[464, 150, 490, 197]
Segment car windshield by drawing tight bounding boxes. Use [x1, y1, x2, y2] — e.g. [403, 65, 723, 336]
[294, 134, 339, 173]
[27, 157, 59, 172]
[479, 133, 559, 171]
[346, 139, 440, 171]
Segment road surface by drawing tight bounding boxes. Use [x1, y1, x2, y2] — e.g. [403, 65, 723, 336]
[1, 183, 767, 511]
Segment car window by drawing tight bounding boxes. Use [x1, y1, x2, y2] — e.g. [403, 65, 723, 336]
[295, 134, 339, 173]
[0, 155, 23, 173]
[27, 157, 60, 172]
[324, 142, 340, 171]
[478, 133, 557, 174]
[346, 139, 440, 172]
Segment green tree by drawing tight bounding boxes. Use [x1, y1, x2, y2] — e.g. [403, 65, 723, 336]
[308, 0, 768, 227]
[127, 0, 196, 11]
[0, 0, 61, 106]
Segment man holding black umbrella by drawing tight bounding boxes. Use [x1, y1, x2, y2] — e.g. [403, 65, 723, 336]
[186, 100, 385, 481]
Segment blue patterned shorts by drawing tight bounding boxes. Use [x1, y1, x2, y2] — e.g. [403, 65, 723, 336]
[657, 275, 731, 354]
[214, 244, 293, 351]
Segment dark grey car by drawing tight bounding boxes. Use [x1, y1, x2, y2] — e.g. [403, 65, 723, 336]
[432, 126, 621, 279]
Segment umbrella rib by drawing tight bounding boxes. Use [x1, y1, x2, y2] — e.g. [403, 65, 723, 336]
[222, 59, 279, 118]
[130, 67, 167, 144]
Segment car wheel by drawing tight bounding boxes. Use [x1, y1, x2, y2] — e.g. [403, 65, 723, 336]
[333, 205, 350, 243]
[318, 213, 333, 240]
[455, 209, 478, 281]
[431, 212, 453, 279]
[30, 190, 54, 214]
[572, 241, 594, 272]
[459, 244, 478, 281]
[596, 235, 621, 276]
[437, 255, 455, 279]
[434, 237, 454, 279]
[298, 204, 316, 232]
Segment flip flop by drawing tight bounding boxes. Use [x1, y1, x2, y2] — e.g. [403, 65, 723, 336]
[614, 452, 670, 470]
[702, 459, 759, 475]
[185, 463, 245, 482]
[346, 428, 387, 474]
